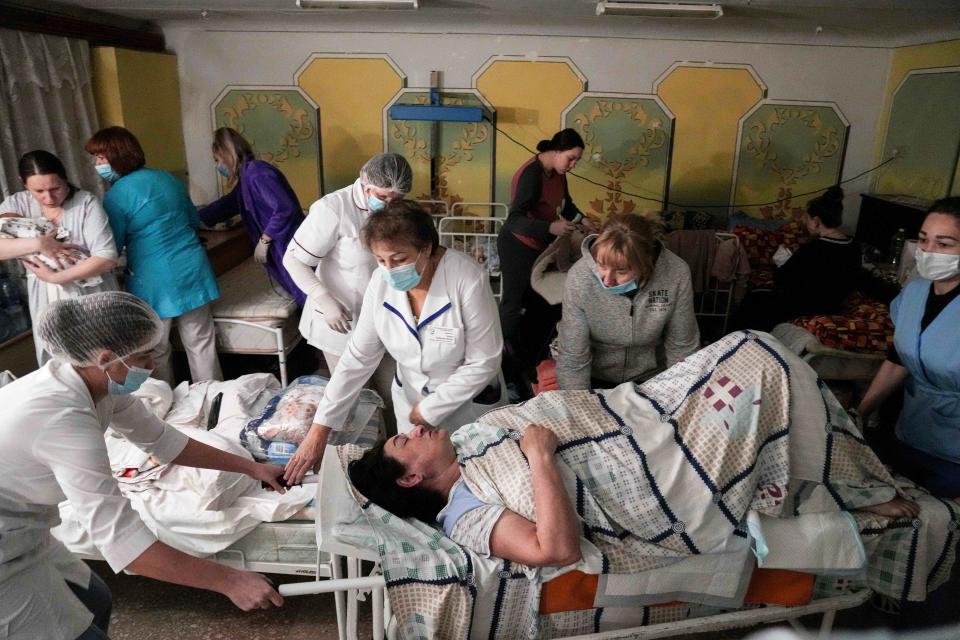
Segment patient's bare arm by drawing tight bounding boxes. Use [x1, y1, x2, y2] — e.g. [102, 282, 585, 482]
[488, 424, 582, 567]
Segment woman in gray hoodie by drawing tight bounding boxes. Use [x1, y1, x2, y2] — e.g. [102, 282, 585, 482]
[556, 213, 700, 390]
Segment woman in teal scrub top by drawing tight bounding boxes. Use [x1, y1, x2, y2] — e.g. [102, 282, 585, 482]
[85, 127, 222, 384]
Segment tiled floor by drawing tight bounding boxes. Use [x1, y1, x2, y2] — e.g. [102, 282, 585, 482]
[95, 561, 373, 640]
[97, 556, 959, 640]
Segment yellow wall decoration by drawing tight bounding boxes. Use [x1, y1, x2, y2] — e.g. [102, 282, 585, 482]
[91, 48, 187, 180]
[474, 57, 586, 207]
[655, 64, 765, 215]
[296, 55, 405, 194]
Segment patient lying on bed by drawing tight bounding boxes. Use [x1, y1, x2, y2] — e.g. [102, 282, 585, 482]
[350, 424, 917, 568]
[349, 331, 919, 568]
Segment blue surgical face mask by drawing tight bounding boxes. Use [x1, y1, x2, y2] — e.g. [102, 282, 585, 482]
[95, 163, 121, 184]
[216, 163, 231, 178]
[104, 357, 153, 396]
[594, 271, 638, 295]
[367, 194, 387, 212]
[380, 253, 423, 292]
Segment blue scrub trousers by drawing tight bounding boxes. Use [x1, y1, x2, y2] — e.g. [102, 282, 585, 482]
[70, 571, 112, 640]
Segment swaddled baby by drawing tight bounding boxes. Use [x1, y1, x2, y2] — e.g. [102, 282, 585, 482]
[0, 216, 103, 287]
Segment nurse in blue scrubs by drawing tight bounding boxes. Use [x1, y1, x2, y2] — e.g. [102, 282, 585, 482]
[85, 127, 222, 384]
[857, 198, 960, 498]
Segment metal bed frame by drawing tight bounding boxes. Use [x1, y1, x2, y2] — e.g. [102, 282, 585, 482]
[279, 448, 873, 640]
[437, 215, 504, 300]
[692, 231, 741, 338]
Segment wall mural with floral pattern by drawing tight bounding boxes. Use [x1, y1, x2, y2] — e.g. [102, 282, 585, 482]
[209, 57, 852, 223]
[212, 86, 321, 206]
[731, 101, 849, 221]
[385, 90, 494, 212]
[562, 93, 674, 218]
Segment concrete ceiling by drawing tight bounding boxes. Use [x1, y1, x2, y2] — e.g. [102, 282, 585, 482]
[20, 0, 960, 47]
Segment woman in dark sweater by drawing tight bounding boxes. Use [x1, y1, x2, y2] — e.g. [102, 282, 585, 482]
[735, 185, 860, 331]
[497, 128, 594, 370]
[774, 185, 860, 318]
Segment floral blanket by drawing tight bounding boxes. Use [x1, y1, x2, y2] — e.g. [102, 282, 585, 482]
[337, 332, 958, 639]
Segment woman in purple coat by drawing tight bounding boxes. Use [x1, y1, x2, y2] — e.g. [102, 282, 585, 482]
[199, 127, 306, 304]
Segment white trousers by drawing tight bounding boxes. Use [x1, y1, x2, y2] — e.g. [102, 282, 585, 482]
[322, 350, 398, 437]
[154, 303, 223, 384]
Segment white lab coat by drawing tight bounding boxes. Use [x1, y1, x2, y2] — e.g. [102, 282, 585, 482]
[0, 361, 189, 640]
[289, 179, 378, 355]
[314, 248, 505, 433]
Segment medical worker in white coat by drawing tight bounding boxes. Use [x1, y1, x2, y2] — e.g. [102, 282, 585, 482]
[283, 153, 412, 433]
[284, 200, 505, 484]
[0, 292, 287, 640]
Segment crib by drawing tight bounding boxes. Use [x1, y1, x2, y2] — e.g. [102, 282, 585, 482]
[438, 215, 503, 300]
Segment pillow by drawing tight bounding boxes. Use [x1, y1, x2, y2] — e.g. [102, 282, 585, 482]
[241, 375, 383, 461]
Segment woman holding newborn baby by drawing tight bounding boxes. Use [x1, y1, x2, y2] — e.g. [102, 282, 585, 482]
[0, 150, 119, 364]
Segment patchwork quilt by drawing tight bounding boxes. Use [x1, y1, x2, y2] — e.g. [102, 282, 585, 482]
[337, 331, 958, 639]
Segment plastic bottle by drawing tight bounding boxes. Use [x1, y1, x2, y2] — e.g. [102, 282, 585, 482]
[889, 228, 906, 266]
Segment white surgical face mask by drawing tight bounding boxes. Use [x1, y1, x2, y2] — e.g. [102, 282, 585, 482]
[914, 248, 960, 282]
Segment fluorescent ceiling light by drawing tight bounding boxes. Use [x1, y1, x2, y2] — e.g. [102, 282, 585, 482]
[596, 2, 723, 18]
[297, 0, 418, 9]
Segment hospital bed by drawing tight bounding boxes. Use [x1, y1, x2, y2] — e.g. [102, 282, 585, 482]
[278, 331, 959, 640]
[208, 257, 302, 386]
[279, 445, 872, 640]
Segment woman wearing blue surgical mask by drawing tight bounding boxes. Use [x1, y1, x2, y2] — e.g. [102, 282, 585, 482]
[283, 200, 505, 485]
[282, 153, 412, 434]
[556, 213, 699, 390]
[857, 198, 960, 499]
[199, 128, 305, 305]
[85, 126, 222, 385]
[0, 292, 289, 640]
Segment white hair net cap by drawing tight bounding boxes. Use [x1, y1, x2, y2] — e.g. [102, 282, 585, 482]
[35, 291, 164, 367]
[360, 153, 413, 195]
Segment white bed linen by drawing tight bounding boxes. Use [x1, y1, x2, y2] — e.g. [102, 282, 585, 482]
[53, 376, 313, 558]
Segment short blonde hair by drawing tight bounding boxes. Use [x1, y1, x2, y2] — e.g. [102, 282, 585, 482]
[593, 213, 658, 283]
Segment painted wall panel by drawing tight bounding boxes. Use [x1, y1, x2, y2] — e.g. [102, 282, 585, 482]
[562, 94, 673, 220]
[475, 58, 585, 206]
[386, 90, 494, 209]
[296, 56, 404, 194]
[92, 48, 187, 179]
[212, 87, 321, 207]
[876, 70, 960, 199]
[166, 29, 891, 228]
[733, 101, 848, 221]
[656, 65, 765, 217]
[873, 40, 960, 200]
